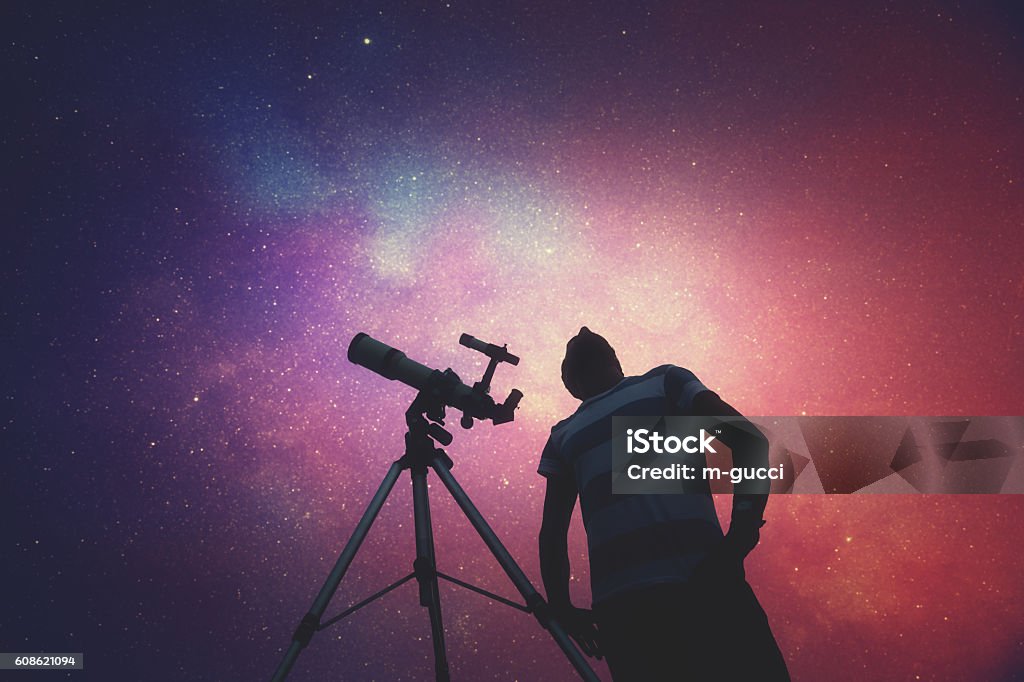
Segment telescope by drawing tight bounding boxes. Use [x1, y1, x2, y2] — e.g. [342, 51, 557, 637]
[347, 332, 523, 427]
[273, 332, 600, 682]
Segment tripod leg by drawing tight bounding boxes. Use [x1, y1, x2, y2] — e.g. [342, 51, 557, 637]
[411, 464, 451, 682]
[429, 459, 601, 682]
[272, 459, 405, 682]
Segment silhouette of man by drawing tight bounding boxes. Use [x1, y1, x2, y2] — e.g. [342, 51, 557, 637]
[538, 327, 790, 681]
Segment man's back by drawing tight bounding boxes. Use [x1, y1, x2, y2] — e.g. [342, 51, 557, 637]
[538, 364, 723, 604]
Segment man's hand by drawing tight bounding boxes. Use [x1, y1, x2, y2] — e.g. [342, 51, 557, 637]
[552, 604, 602, 659]
[724, 517, 765, 561]
[694, 518, 766, 585]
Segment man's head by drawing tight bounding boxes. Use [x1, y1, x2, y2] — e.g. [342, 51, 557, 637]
[561, 327, 624, 401]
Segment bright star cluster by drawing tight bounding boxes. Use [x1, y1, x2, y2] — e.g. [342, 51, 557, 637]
[4, 2, 1023, 680]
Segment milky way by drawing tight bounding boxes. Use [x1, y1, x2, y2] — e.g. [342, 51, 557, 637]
[4, 2, 1024, 680]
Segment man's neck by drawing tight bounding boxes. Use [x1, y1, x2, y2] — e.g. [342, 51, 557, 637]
[584, 373, 624, 400]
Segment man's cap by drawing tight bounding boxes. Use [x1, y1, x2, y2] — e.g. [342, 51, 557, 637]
[561, 327, 620, 397]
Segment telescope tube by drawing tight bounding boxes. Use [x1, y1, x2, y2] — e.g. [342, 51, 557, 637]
[347, 333, 436, 389]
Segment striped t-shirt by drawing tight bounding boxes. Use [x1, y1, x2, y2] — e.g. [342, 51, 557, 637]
[538, 364, 724, 605]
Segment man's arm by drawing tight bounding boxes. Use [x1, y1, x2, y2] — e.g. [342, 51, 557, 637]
[692, 389, 770, 554]
[538, 475, 602, 658]
[538, 474, 577, 610]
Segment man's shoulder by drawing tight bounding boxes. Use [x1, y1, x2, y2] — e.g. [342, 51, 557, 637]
[546, 365, 700, 435]
[646, 363, 700, 377]
[548, 367, 672, 432]
[644, 363, 678, 377]
[548, 413, 575, 434]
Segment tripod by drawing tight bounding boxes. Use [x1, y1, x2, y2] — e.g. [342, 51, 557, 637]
[271, 390, 601, 681]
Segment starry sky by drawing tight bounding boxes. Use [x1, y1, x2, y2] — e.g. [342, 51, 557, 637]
[3, 1, 1024, 680]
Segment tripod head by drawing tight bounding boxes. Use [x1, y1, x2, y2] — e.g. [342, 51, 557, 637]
[348, 332, 523, 434]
